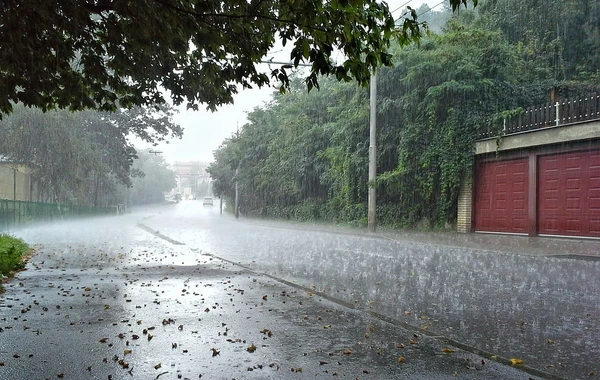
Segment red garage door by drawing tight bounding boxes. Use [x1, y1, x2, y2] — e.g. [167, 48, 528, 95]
[538, 151, 600, 237]
[475, 159, 529, 234]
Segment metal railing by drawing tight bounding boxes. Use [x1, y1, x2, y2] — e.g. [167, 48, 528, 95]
[0, 199, 116, 231]
[477, 92, 600, 140]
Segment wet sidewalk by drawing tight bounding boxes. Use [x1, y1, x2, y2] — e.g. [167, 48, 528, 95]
[377, 230, 600, 258]
[240, 218, 600, 258]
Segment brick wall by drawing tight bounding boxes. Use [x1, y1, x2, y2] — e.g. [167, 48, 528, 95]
[457, 176, 472, 233]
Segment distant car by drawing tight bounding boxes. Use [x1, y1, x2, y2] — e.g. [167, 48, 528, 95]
[202, 197, 214, 206]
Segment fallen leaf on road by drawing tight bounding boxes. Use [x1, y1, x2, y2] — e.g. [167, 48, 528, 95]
[211, 348, 220, 357]
[398, 356, 406, 363]
[247, 344, 257, 353]
[343, 349, 352, 355]
[441, 348, 455, 354]
[511, 358, 524, 365]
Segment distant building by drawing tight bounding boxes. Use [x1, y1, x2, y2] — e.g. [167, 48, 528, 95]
[169, 161, 211, 199]
[0, 158, 39, 202]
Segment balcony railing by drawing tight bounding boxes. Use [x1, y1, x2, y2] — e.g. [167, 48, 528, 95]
[477, 92, 600, 140]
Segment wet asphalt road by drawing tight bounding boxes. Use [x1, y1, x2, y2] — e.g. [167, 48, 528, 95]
[0, 201, 597, 379]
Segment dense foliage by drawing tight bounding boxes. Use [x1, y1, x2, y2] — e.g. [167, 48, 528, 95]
[0, 105, 180, 206]
[0, 234, 29, 292]
[124, 149, 177, 206]
[0, 0, 476, 117]
[209, 2, 599, 228]
[476, 0, 600, 82]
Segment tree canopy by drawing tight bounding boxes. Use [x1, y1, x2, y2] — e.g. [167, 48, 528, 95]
[208, 0, 600, 227]
[0, 0, 476, 116]
[0, 104, 181, 205]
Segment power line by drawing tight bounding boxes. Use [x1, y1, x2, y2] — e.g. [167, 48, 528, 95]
[394, 0, 446, 22]
[390, 0, 415, 15]
[418, 0, 445, 17]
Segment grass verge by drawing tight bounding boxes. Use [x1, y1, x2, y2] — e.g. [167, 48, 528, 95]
[0, 234, 30, 293]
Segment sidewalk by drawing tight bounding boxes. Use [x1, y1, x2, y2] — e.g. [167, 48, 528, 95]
[240, 217, 600, 258]
[377, 230, 600, 258]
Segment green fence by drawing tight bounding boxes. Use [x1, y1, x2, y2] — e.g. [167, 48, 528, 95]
[0, 199, 116, 231]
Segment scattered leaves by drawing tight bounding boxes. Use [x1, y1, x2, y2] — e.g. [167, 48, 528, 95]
[510, 358, 524, 365]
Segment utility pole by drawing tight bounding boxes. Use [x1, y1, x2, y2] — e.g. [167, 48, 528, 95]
[368, 72, 377, 233]
[235, 167, 239, 219]
[235, 122, 240, 219]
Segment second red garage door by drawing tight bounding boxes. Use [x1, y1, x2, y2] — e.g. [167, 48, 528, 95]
[475, 159, 529, 234]
[538, 151, 600, 238]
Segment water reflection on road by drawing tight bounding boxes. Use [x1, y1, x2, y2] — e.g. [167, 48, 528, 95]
[142, 201, 600, 379]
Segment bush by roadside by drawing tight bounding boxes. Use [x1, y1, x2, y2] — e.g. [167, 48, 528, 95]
[0, 234, 30, 293]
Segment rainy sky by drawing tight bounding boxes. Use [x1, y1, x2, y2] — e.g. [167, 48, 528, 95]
[136, 0, 437, 164]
